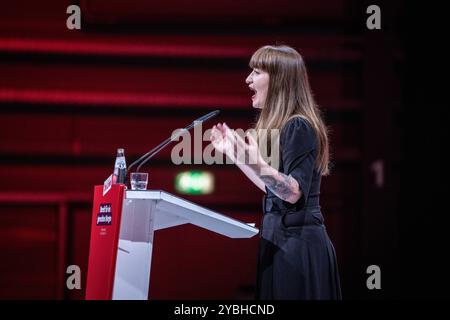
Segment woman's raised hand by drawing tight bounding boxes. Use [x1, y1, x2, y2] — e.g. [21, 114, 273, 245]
[210, 123, 264, 167]
[210, 123, 237, 163]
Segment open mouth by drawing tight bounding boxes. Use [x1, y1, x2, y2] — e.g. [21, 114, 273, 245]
[250, 87, 257, 100]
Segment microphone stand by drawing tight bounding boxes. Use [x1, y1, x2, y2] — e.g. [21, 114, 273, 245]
[127, 110, 220, 175]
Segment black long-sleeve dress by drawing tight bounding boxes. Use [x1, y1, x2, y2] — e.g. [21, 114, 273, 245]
[256, 116, 342, 300]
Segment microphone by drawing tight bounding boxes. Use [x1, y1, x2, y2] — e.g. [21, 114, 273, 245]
[195, 109, 220, 123]
[127, 110, 220, 174]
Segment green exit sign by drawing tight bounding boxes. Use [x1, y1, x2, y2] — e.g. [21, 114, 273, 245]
[175, 171, 215, 195]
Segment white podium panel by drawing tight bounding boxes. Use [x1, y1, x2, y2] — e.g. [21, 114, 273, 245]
[112, 190, 259, 300]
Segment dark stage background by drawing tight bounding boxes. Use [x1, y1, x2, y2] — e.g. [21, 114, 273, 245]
[2, 0, 444, 300]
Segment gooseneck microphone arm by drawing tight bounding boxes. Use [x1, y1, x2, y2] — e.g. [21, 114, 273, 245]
[127, 110, 220, 174]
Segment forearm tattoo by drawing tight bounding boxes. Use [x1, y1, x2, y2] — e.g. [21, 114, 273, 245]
[260, 172, 301, 203]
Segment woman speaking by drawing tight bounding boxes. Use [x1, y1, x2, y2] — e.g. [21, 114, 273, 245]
[210, 45, 342, 300]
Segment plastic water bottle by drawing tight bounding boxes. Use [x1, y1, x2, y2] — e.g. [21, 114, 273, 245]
[113, 148, 127, 184]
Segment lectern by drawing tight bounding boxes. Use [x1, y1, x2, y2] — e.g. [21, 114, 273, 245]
[85, 184, 259, 300]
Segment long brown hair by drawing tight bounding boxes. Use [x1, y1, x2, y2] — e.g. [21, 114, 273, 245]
[250, 45, 331, 176]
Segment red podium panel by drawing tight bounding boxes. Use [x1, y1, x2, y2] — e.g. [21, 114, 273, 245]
[85, 184, 125, 300]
